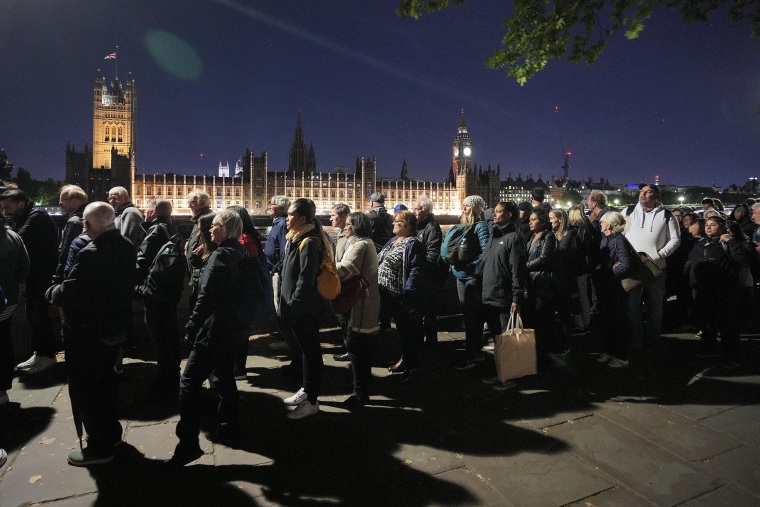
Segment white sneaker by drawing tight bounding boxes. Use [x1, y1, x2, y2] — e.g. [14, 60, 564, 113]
[27, 355, 57, 375]
[287, 399, 319, 419]
[16, 353, 38, 370]
[607, 357, 629, 369]
[283, 388, 307, 406]
[595, 353, 612, 364]
[492, 380, 517, 391]
[481, 341, 495, 352]
[481, 376, 501, 386]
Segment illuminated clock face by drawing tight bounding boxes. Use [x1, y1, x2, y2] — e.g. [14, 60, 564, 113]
[454, 148, 459, 157]
[102, 95, 112, 106]
[463, 147, 471, 157]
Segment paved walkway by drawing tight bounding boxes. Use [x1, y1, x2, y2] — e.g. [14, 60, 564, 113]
[1, 325, 759, 507]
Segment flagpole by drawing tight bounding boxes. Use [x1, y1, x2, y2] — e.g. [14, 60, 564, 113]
[115, 45, 119, 80]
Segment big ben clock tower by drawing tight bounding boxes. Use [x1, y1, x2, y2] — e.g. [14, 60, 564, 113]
[452, 109, 473, 175]
[453, 110, 474, 209]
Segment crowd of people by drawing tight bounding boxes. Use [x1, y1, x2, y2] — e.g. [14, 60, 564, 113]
[1, 183, 759, 470]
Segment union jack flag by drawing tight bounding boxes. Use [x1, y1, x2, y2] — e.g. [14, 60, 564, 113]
[104, 52, 117, 59]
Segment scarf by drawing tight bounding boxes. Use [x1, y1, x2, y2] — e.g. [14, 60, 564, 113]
[285, 223, 315, 244]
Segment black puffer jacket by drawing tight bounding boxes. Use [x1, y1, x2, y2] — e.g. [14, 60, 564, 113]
[525, 230, 562, 298]
[685, 236, 746, 291]
[480, 222, 527, 307]
[186, 239, 248, 352]
[135, 218, 178, 285]
[12, 204, 57, 292]
[53, 204, 86, 284]
[48, 229, 136, 338]
[416, 214, 446, 286]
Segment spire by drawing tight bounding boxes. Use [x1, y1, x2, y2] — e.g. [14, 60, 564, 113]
[293, 112, 304, 145]
[458, 108, 467, 130]
[400, 159, 409, 180]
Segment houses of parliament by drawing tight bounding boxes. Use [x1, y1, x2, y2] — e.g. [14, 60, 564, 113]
[66, 72, 506, 216]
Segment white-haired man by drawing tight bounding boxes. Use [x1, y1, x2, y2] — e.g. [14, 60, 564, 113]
[185, 190, 212, 301]
[136, 199, 183, 401]
[108, 186, 144, 250]
[47, 202, 136, 466]
[264, 195, 300, 366]
[53, 185, 88, 284]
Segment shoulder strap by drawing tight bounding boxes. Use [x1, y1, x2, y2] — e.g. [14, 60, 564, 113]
[626, 204, 635, 216]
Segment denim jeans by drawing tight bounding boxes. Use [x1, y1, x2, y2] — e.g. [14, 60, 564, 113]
[380, 288, 423, 367]
[346, 331, 373, 395]
[144, 299, 180, 388]
[176, 345, 237, 449]
[626, 273, 667, 346]
[456, 278, 483, 361]
[289, 314, 323, 404]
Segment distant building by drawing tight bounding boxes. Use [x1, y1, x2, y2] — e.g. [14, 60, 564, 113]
[66, 72, 136, 201]
[132, 112, 500, 216]
[67, 71, 500, 215]
[500, 174, 550, 204]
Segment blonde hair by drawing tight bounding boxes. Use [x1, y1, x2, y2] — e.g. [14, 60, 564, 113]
[567, 205, 585, 227]
[550, 208, 569, 240]
[600, 211, 626, 233]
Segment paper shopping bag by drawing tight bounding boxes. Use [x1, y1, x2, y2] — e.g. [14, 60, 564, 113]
[494, 313, 537, 382]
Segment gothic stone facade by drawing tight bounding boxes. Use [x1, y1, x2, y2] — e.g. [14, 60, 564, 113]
[66, 73, 136, 201]
[131, 113, 499, 216]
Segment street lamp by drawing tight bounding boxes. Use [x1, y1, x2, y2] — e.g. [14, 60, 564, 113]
[678, 195, 685, 205]
[614, 199, 620, 206]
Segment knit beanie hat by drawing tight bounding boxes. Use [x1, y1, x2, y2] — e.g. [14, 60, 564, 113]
[463, 195, 486, 216]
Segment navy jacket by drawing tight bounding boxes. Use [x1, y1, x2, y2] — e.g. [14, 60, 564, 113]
[379, 235, 426, 309]
[53, 204, 85, 284]
[264, 216, 288, 272]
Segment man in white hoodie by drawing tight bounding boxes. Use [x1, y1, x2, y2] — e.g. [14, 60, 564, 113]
[622, 183, 680, 349]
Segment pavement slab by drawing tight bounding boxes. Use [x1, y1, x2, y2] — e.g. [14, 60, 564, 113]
[463, 448, 616, 507]
[566, 485, 659, 507]
[681, 484, 760, 507]
[597, 402, 742, 461]
[390, 442, 465, 474]
[699, 444, 760, 497]
[431, 467, 513, 507]
[544, 415, 724, 506]
[2, 329, 759, 507]
[698, 404, 760, 447]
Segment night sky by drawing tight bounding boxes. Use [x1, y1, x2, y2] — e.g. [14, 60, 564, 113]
[1, 0, 759, 188]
